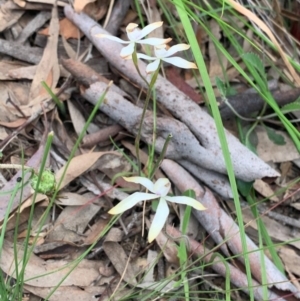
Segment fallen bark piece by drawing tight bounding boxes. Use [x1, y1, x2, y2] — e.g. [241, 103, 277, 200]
[0, 39, 43, 65]
[218, 87, 300, 120]
[64, 5, 279, 182]
[179, 159, 233, 199]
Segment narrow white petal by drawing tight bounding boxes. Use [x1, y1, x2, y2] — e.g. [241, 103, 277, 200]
[136, 53, 156, 60]
[108, 192, 158, 214]
[146, 59, 160, 73]
[164, 196, 206, 210]
[164, 44, 190, 57]
[120, 43, 135, 58]
[139, 37, 172, 46]
[95, 34, 127, 44]
[162, 57, 198, 69]
[148, 198, 169, 242]
[137, 21, 163, 39]
[123, 176, 155, 192]
[153, 178, 171, 196]
[126, 23, 139, 33]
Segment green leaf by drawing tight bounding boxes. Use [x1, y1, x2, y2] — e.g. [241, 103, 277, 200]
[237, 179, 254, 198]
[242, 124, 258, 154]
[243, 53, 265, 78]
[264, 126, 286, 145]
[281, 100, 300, 114]
[215, 77, 227, 97]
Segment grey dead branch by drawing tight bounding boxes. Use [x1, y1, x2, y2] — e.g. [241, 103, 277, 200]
[64, 5, 279, 189]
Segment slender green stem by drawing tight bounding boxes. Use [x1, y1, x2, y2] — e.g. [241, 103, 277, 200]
[134, 62, 161, 176]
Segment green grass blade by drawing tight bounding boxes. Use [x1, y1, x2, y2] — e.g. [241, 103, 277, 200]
[172, 1, 254, 299]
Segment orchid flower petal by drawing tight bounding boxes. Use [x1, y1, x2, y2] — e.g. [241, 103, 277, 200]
[127, 22, 165, 42]
[148, 198, 169, 242]
[96, 34, 128, 44]
[154, 47, 168, 58]
[108, 192, 158, 214]
[146, 59, 160, 73]
[164, 44, 190, 57]
[136, 53, 156, 60]
[120, 43, 135, 58]
[136, 21, 163, 39]
[153, 178, 171, 196]
[164, 196, 206, 210]
[138, 37, 172, 46]
[162, 57, 198, 69]
[126, 23, 139, 32]
[123, 176, 155, 192]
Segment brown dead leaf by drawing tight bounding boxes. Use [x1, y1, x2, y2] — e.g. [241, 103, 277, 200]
[39, 17, 83, 40]
[0, 127, 7, 140]
[0, 118, 27, 128]
[83, 215, 111, 245]
[24, 285, 100, 301]
[55, 151, 121, 190]
[0, 82, 31, 122]
[29, 5, 60, 100]
[73, 0, 95, 13]
[0, 1, 24, 32]
[0, 240, 102, 287]
[67, 99, 87, 136]
[55, 192, 105, 206]
[255, 126, 300, 163]
[12, 0, 26, 7]
[103, 227, 137, 286]
[279, 247, 300, 277]
[7, 65, 38, 80]
[47, 201, 102, 243]
[59, 17, 83, 39]
[253, 179, 279, 202]
[165, 67, 202, 104]
[208, 19, 227, 78]
[0, 61, 29, 80]
[61, 35, 77, 59]
[0, 140, 49, 223]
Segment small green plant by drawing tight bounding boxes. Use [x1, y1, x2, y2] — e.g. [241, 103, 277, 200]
[30, 170, 56, 195]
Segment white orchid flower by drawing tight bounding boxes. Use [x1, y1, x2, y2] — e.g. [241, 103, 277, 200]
[97, 22, 172, 58]
[109, 177, 206, 243]
[137, 43, 198, 73]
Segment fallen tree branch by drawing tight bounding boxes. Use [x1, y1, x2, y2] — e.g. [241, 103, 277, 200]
[64, 5, 279, 182]
[62, 58, 233, 197]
